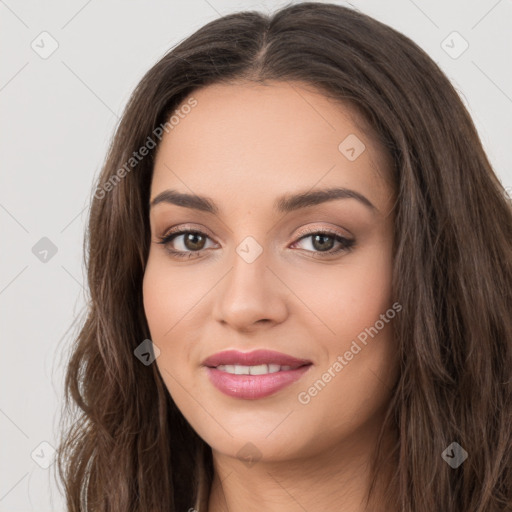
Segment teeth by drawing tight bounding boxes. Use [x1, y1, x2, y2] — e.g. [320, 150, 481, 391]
[216, 364, 295, 375]
[233, 365, 249, 375]
[250, 364, 268, 375]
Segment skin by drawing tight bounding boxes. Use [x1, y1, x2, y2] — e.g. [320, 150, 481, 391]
[143, 80, 399, 511]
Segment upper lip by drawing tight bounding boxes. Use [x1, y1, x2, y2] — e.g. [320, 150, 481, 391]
[202, 349, 312, 369]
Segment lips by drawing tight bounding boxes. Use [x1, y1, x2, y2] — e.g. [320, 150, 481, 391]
[202, 349, 313, 400]
[201, 349, 312, 369]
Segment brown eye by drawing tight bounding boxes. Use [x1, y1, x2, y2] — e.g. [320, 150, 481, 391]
[180, 232, 207, 251]
[292, 230, 355, 256]
[310, 233, 335, 251]
[157, 229, 215, 258]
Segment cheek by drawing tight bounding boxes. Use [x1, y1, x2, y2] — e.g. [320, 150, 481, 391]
[143, 262, 212, 442]
[332, 241, 396, 377]
[142, 254, 203, 339]
[142, 260, 172, 339]
[290, 235, 394, 346]
[291, 239, 397, 421]
[341, 236, 393, 328]
[329, 260, 393, 341]
[142, 256, 207, 398]
[142, 259, 185, 380]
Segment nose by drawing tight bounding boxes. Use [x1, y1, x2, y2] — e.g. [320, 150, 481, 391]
[212, 244, 289, 333]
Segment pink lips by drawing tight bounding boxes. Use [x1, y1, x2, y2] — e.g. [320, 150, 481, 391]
[202, 349, 313, 400]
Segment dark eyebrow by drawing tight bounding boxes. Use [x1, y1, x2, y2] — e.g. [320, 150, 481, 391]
[275, 187, 376, 214]
[150, 189, 219, 214]
[149, 187, 377, 214]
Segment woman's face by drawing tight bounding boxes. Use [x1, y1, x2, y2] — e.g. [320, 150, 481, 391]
[143, 80, 398, 463]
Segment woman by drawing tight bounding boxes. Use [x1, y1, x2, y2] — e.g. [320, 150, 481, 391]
[56, 3, 512, 511]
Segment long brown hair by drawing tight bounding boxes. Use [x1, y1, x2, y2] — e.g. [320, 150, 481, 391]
[55, 2, 512, 510]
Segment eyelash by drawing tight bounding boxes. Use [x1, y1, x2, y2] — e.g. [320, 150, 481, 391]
[156, 226, 355, 260]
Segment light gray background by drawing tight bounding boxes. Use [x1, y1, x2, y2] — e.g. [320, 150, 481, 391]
[1, 0, 511, 510]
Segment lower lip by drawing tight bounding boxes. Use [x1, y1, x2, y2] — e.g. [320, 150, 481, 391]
[204, 365, 312, 400]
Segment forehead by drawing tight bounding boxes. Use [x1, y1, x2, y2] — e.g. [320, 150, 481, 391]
[151, 81, 393, 215]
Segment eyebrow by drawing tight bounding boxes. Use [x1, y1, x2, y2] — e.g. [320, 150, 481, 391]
[149, 187, 377, 215]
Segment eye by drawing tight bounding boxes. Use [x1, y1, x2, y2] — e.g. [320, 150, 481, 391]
[156, 226, 355, 259]
[156, 229, 217, 259]
[290, 227, 355, 257]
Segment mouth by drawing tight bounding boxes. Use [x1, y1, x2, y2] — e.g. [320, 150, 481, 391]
[202, 349, 313, 400]
[212, 363, 309, 375]
[202, 348, 312, 368]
